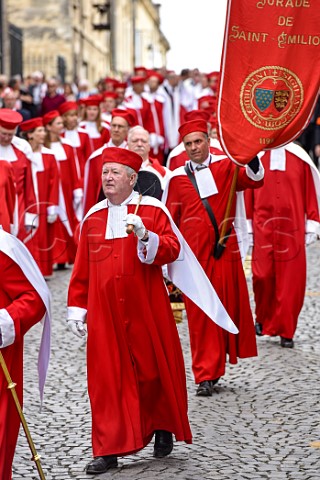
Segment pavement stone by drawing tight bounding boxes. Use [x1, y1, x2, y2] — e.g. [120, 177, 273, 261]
[12, 241, 320, 479]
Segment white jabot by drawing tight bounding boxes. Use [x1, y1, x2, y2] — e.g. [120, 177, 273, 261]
[270, 148, 286, 171]
[105, 192, 135, 239]
[190, 155, 219, 198]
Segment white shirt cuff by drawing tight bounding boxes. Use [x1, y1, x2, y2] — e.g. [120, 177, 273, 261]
[25, 212, 39, 228]
[306, 219, 320, 234]
[245, 162, 265, 181]
[137, 231, 159, 264]
[0, 309, 15, 348]
[67, 306, 87, 322]
[47, 205, 59, 216]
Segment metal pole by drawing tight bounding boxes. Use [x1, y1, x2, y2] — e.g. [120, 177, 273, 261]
[0, 351, 46, 480]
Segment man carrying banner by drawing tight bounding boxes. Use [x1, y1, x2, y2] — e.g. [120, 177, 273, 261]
[246, 142, 320, 348]
[163, 119, 264, 396]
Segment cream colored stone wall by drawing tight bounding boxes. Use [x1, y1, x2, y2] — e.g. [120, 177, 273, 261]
[112, 0, 169, 76]
[5, 0, 168, 82]
[135, 0, 169, 69]
[6, 0, 110, 84]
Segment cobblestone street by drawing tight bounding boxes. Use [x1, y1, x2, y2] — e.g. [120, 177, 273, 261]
[13, 242, 320, 480]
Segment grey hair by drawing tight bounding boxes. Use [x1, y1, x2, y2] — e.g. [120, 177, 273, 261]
[127, 125, 150, 143]
[124, 165, 138, 186]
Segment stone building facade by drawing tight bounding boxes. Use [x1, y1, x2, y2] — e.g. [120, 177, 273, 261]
[4, 0, 169, 83]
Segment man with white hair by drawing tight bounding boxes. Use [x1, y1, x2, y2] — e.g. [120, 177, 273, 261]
[127, 126, 171, 191]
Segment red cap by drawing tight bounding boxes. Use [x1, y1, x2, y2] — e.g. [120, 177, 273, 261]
[147, 70, 164, 84]
[115, 82, 127, 89]
[209, 115, 217, 129]
[184, 109, 211, 122]
[105, 77, 118, 84]
[134, 66, 147, 75]
[102, 146, 142, 172]
[178, 120, 208, 139]
[111, 108, 137, 127]
[207, 71, 220, 79]
[102, 91, 118, 100]
[130, 76, 146, 85]
[198, 95, 216, 112]
[43, 110, 60, 126]
[20, 117, 43, 131]
[81, 95, 103, 107]
[58, 101, 78, 115]
[0, 109, 23, 129]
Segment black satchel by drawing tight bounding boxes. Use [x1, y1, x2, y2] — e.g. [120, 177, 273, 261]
[184, 163, 230, 259]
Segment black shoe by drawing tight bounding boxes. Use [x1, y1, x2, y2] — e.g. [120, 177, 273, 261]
[255, 322, 263, 336]
[196, 380, 213, 397]
[280, 337, 294, 348]
[211, 377, 220, 386]
[153, 430, 173, 458]
[86, 455, 118, 474]
[56, 263, 66, 270]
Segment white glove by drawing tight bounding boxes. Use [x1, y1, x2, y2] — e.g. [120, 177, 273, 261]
[67, 319, 87, 338]
[124, 213, 147, 240]
[47, 213, 58, 224]
[305, 232, 318, 246]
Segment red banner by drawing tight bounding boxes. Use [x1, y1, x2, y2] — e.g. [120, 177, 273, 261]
[217, 0, 320, 165]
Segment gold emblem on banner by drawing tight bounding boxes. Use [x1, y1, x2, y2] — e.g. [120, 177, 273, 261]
[240, 66, 304, 130]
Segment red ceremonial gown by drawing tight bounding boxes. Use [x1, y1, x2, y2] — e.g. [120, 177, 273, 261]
[245, 146, 320, 339]
[165, 159, 263, 383]
[61, 128, 93, 181]
[50, 140, 81, 264]
[68, 200, 192, 457]
[0, 161, 16, 233]
[0, 252, 45, 480]
[79, 121, 110, 152]
[0, 141, 37, 239]
[24, 147, 60, 276]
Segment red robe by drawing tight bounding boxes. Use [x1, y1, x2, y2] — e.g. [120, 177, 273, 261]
[67, 200, 192, 457]
[49, 140, 81, 264]
[0, 252, 45, 480]
[24, 147, 60, 276]
[61, 128, 93, 181]
[0, 161, 16, 233]
[79, 121, 110, 152]
[124, 93, 155, 132]
[165, 159, 263, 383]
[0, 141, 37, 239]
[149, 94, 165, 163]
[245, 146, 320, 339]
